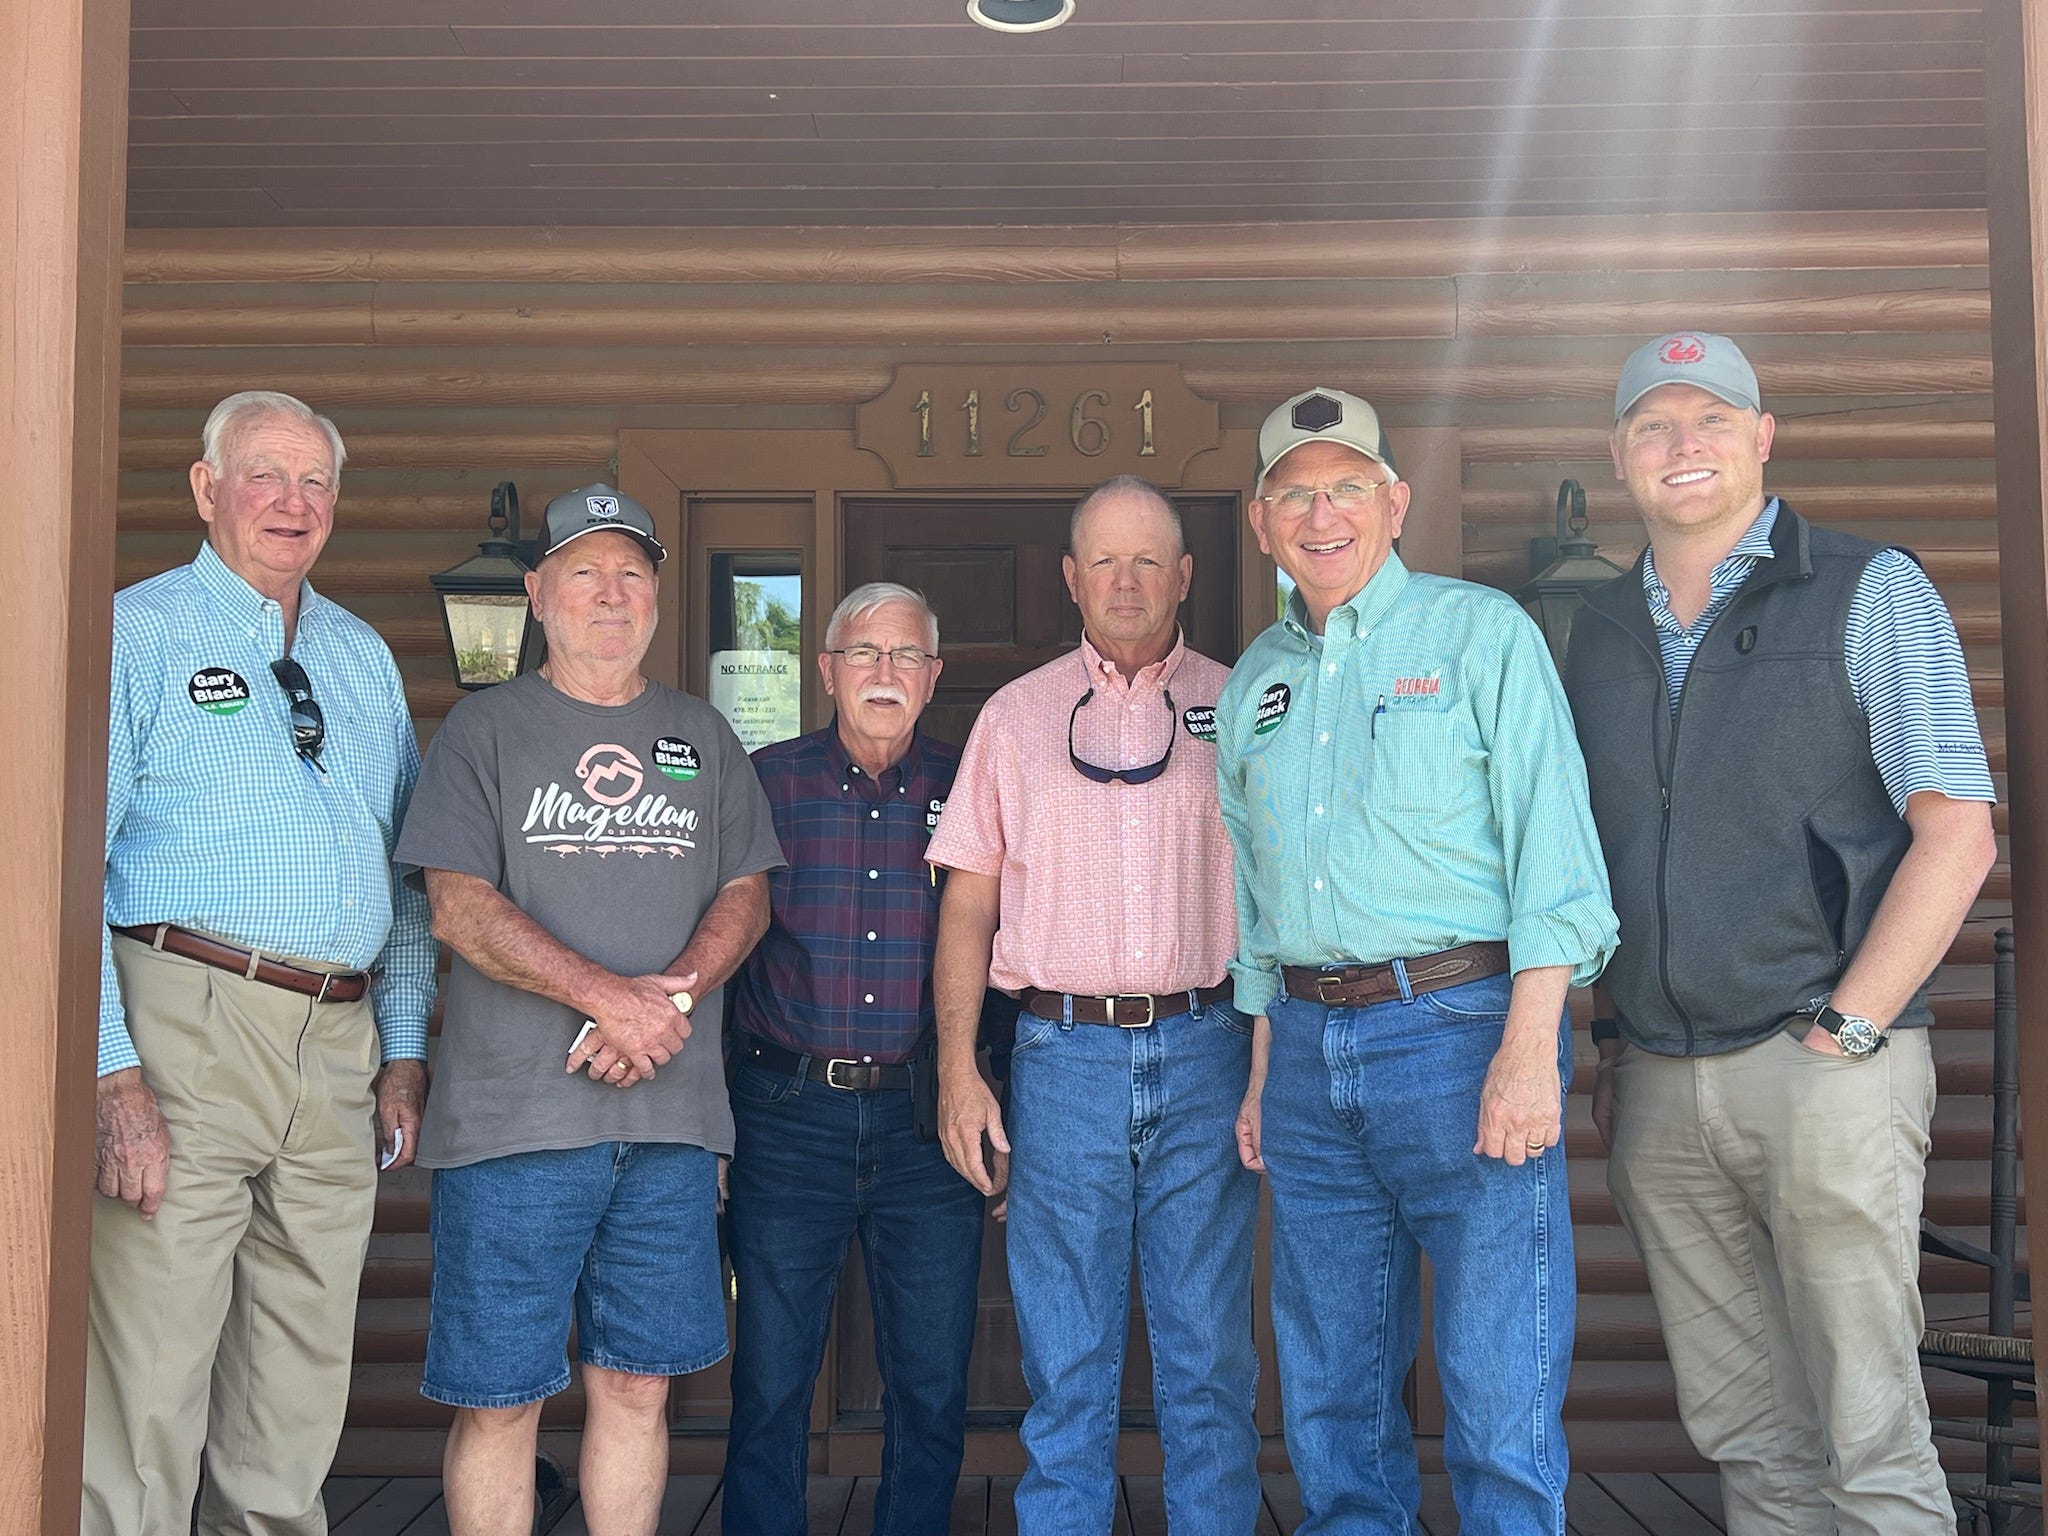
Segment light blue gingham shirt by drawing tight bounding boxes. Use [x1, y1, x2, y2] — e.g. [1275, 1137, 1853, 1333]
[101, 541, 436, 1076]
[1645, 498, 1996, 813]
[1217, 552, 1619, 1018]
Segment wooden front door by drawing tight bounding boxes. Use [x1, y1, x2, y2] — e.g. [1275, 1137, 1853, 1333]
[831, 492, 1243, 1435]
[841, 495, 1240, 747]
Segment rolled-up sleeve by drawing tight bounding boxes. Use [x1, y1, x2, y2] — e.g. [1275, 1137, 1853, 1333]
[370, 666, 436, 1062]
[1214, 675, 1281, 1017]
[1477, 612, 1619, 987]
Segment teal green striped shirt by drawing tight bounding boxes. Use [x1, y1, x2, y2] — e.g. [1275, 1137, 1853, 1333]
[1216, 553, 1618, 1016]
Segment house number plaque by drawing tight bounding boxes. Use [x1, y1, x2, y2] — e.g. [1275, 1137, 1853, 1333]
[855, 366, 1221, 488]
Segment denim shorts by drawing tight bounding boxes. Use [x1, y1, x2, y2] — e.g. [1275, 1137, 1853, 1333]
[422, 1140, 727, 1408]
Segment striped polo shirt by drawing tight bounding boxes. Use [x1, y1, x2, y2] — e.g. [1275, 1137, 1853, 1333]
[1642, 498, 1996, 812]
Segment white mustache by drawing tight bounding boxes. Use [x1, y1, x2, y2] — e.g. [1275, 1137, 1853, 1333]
[858, 685, 908, 705]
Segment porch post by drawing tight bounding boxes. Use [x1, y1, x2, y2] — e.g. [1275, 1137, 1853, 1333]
[1985, 0, 2048, 1370]
[0, 0, 130, 1529]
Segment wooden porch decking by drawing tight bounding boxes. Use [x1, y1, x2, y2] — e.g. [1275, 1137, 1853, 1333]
[320, 1469, 2033, 1535]
[322, 1471, 1727, 1534]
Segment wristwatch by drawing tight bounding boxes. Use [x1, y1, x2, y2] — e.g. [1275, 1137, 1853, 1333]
[1804, 1004, 1888, 1060]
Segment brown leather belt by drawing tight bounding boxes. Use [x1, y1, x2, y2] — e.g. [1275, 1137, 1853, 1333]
[1282, 942, 1510, 1009]
[112, 923, 375, 1004]
[737, 1033, 912, 1092]
[1021, 984, 1232, 1029]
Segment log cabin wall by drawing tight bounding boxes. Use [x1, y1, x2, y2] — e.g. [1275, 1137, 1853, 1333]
[117, 210, 2017, 1476]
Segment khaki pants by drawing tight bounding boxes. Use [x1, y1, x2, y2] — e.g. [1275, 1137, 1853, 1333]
[83, 935, 380, 1536]
[1608, 1026, 1954, 1536]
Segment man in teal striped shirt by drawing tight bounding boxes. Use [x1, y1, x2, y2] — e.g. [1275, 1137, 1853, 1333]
[1217, 387, 1617, 1536]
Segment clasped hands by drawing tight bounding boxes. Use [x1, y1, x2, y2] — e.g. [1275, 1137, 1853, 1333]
[565, 970, 699, 1088]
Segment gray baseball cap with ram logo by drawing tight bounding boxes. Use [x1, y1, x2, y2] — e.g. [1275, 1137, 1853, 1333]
[539, 482, 666, 566]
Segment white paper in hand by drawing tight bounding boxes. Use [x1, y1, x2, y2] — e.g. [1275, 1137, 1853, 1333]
[568, 993, 692, 1066]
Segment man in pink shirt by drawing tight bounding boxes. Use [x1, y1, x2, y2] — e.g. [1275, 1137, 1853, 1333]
[930, 475, 1259, 1536]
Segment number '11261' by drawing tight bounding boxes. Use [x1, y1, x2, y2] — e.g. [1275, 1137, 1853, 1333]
[912, 387, 1156, 459]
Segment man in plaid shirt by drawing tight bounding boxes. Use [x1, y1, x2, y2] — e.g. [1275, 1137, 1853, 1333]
[722, 581, 981, 1536]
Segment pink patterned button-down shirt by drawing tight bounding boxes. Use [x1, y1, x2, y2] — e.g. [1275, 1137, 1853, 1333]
[926, 632, 1238, 997]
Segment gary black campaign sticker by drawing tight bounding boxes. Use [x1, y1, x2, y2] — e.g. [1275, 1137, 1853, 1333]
[1182, 705, 1218, 743]
[652, 737, 700, 781]
[1254, 682, 1292, 736]
[189, 668, 250, 715]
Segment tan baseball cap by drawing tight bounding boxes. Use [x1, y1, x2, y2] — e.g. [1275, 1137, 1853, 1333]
[1256, 387, 1398, 488]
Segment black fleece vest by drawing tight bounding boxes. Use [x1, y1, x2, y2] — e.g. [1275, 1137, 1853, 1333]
[1561, 504, 1922, 1057]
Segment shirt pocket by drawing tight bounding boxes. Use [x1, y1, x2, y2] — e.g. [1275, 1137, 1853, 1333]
[1363, 711, 1471, 816]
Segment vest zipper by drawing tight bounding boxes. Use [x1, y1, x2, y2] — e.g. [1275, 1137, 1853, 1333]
[1655, 689, 1695, 1054]
[1654, 584, 1767, 1053]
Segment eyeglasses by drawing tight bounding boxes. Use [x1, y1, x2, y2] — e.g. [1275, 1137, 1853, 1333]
[1069, 687, 1177, 786]
[269, 658, 327, 771]
[828, 645, 933, 671]
[1262, 480, 1391, 513]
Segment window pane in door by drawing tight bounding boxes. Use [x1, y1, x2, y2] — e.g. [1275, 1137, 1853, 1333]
[708, 552, 803, 750]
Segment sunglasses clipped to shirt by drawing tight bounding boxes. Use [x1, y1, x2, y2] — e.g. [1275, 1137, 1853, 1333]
[270, 657, 327, 772]
[1068, 687, 1177, 786]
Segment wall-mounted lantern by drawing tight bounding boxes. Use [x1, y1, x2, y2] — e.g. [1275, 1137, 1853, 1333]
[431, 481, 540, 689]
[1516, 479, 1630, 668]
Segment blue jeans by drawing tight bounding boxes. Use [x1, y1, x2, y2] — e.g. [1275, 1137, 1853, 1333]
[1263, 974, 1575, 1536]
[423, 1141, 726, 1408]
[1005, 1001, 1262, 1536]
[722, 1058, 985, 1536]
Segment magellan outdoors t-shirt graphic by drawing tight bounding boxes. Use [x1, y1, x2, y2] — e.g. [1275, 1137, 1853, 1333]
[652, 736, 700, 780]
[1254, 682, 1292, 735]
[188, 667, 250, 715]
[522, 742, 700, 858]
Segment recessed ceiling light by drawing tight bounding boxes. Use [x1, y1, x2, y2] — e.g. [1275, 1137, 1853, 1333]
[968, 0, 1075, 33]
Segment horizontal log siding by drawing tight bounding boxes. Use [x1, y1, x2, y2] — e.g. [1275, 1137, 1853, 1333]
[116, 213, 2018, 1473]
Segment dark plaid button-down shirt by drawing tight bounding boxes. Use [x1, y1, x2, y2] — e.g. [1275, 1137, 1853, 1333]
[731, 723, 959, 1064]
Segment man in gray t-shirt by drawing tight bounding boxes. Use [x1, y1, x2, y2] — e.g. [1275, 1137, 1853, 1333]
[393, 484, 783, 1536]
[401, 671, 779, 1167]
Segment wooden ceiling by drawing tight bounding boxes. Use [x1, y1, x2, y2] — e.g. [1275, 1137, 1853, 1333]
[126, 0, 1989, 228]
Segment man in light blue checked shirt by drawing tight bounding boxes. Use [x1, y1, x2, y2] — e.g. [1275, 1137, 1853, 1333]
[1219, 387, 1617, 1536]
[1568, 332, 1997, 1535]
[86, 391, 436, 1536]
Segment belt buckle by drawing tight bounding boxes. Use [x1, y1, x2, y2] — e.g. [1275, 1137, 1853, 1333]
[1110, 994, 1156, 1028]
[314, 971, 335, 1004]
[1316, 972, 1348, 1005]
[824, 1058, 867, 1090]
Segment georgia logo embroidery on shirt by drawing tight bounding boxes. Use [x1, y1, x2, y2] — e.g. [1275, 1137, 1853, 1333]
[1389, 669, 1444, 707]
[188, 668, 251, 715]
[1254, 682, 1292, 736]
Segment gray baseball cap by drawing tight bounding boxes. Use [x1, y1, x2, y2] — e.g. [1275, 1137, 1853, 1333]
[539, 483, 666, 566]
[1257, 387, 1398, 487]
[1614, 331, 1761, 420]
